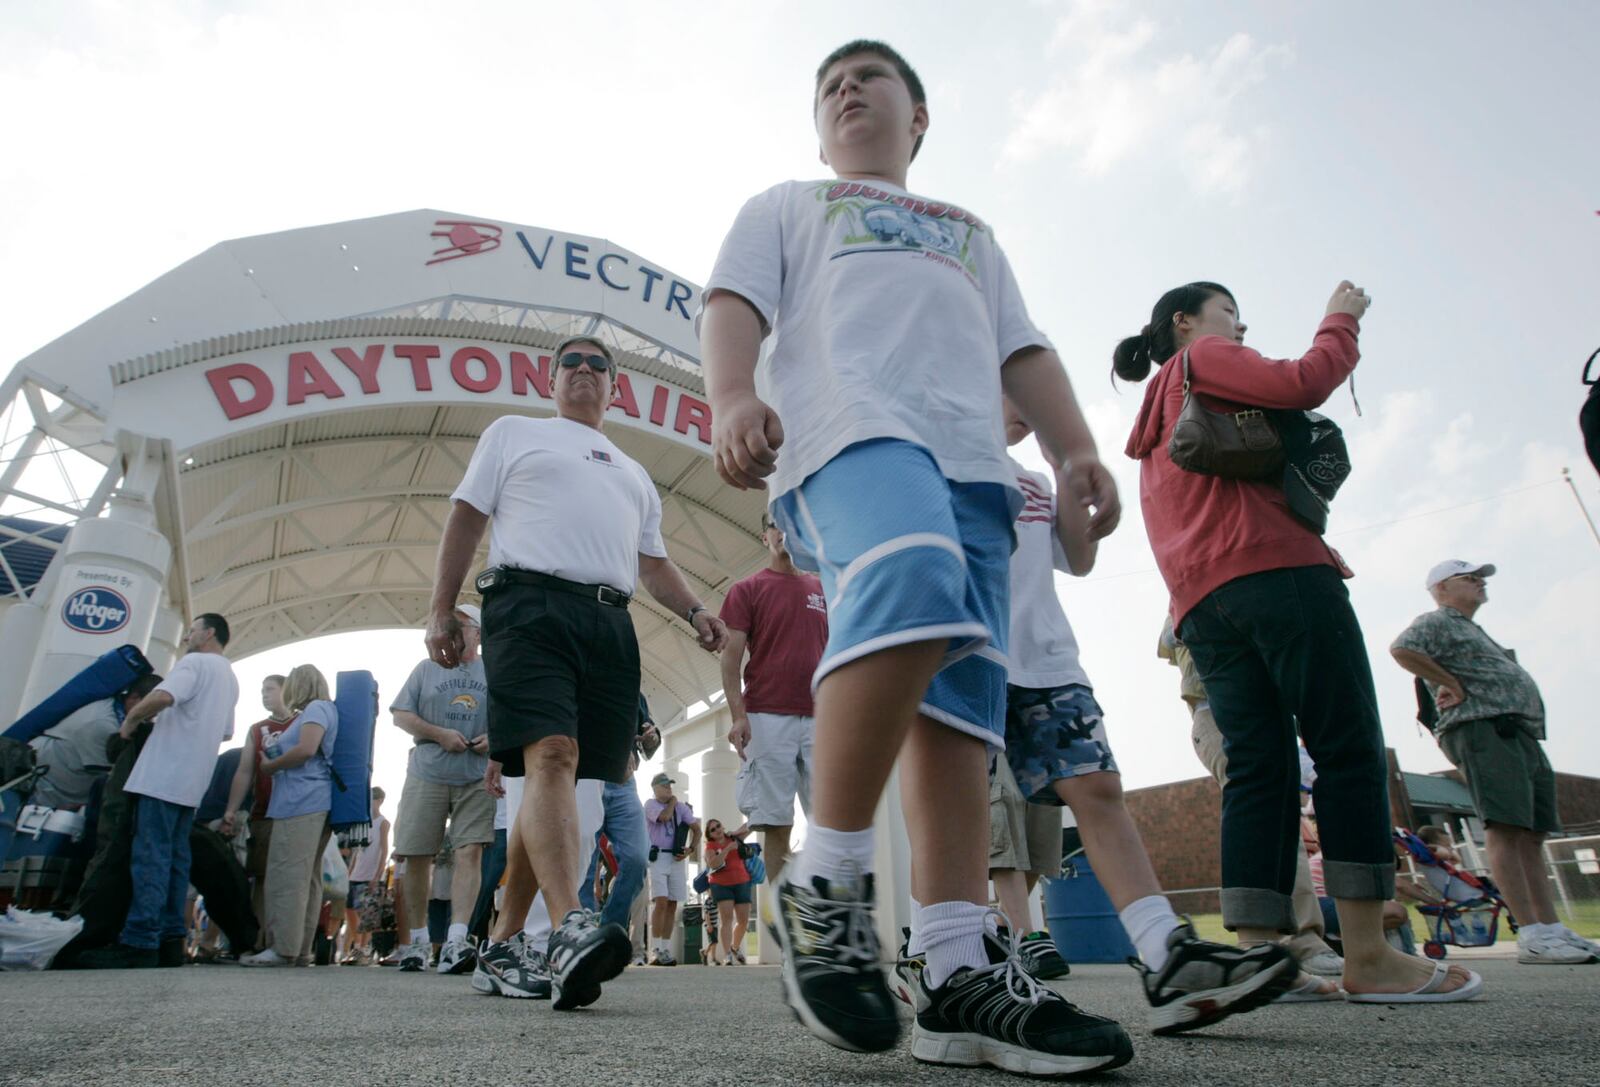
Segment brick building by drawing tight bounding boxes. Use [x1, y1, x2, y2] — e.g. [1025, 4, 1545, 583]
[1121, 749, 1600, 914]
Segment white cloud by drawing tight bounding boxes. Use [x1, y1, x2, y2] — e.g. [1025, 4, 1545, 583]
[1002, 3, 1291, 195]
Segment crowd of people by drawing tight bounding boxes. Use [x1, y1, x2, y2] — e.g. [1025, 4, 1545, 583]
[11, 34, 1594, 1083]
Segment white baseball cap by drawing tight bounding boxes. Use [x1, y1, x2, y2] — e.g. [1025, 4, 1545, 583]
[455, 603, 483, 625]
[1425, 560, 1496, 590]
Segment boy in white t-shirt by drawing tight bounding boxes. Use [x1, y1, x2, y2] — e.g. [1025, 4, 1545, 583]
[80, 613, 239, 969]
[699, 40, 1124, 1076]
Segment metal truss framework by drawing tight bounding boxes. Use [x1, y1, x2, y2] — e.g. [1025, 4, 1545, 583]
[0, 370, 120, 602]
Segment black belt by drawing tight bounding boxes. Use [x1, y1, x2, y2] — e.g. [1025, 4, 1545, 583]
[475, 566, 631, 608]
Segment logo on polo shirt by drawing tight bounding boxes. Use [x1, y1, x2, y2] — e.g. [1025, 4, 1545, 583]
[61, 587, 131, 634]
[587, 448, 620, 468]
[807, 592, 827, 614]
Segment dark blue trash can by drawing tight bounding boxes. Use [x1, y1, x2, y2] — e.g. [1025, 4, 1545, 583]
[1043, 851, 1137, 964]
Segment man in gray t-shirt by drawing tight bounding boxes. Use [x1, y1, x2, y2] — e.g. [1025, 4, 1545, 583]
[390, 604, 496, 975]
[29, 675, 164, 810]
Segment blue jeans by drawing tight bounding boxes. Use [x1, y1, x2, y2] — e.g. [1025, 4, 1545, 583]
[469, 828, 508, 940]
[120, 794, 196, 949]
[579, 780, 649, 929]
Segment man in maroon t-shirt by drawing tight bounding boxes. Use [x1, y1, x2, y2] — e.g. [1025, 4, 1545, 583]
[719, 512, 828, 884]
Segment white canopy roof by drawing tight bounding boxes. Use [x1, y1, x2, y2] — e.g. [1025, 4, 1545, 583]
[3, 210, 767, 727]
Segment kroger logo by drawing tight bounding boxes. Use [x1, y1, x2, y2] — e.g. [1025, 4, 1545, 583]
[61, 587, 131, 634]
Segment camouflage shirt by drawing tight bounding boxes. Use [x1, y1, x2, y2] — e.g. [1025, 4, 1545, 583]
[1391, 606, 1545, 739]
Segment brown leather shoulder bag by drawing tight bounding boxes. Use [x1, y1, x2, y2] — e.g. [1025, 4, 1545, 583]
[1166, 348, 1286, 479]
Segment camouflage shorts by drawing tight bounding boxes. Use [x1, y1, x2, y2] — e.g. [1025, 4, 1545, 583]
[1004, 683, 1118, 805]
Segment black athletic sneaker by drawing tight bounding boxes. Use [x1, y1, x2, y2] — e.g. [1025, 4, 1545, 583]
[772, 868, 899, 1053]
[1016, 930, 1070, 980]
[471, 934, 551, 999]
[158, 937, 188, 968]
[77, 943, 159, 970]
[913, 931, 1133, 1077]
[1138, 920, 1296, 1035]
[548, 910, 631, 1011]
[893, 927, 930, 1012]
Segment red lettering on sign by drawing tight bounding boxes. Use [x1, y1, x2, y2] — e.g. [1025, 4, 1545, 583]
[648, 385, 669, 427]
[674, 394, 712, 445]
[286, 351, 345, 405]
[609, 373, 641, 419]
[205, 363, 273, 420]
[509, 352, 551, 399]
[450, 346, 502, 393]
[333, 345, 384, 394]
[393, 345, 440, 391]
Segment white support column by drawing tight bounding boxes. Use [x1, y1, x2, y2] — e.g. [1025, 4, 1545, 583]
[19, 436, 171, 712]
[0, 600, 45, 723]
[145, 604, 185, 674]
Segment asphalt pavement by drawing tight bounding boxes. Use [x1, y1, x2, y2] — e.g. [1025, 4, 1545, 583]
[2, 951, 1596, 1086]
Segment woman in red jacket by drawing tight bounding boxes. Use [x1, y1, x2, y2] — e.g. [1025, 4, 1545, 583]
[1118, 280, 1478, 1003]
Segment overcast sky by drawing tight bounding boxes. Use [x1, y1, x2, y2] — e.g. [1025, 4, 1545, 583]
[4, 1, 1597, 815]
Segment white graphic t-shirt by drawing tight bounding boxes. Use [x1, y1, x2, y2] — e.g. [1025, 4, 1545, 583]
[452, 416, 667, 593]
[1006, 459, 1090, 691]
[700, 179, 1052, 501]
[125, 651, 240, 808]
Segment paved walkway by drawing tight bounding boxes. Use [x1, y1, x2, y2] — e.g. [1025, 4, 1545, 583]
[2, 957, 1597, 1085]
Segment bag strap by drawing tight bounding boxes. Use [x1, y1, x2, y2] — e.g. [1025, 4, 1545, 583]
[1180, 347, 1192, 394]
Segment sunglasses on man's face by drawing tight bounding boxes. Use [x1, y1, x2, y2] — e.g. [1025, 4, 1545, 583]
[557, 351, 612, 372]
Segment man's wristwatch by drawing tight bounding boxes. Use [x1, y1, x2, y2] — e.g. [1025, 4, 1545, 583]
[686, 604, 707, 624]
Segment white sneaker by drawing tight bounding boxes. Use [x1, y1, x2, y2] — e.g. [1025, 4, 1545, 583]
[1555, 927, 1600, 959]
[1517, 933, 1594, 965]
[239, 948, 288, 967]
[437, 936, 477, 975]
[398, 941, 429, 972]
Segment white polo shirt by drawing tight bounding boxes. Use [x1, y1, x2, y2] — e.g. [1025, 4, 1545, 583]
[451, 415, 666, 594]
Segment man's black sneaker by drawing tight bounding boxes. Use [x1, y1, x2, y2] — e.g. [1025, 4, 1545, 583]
[158, 937, 188, 968]
[1138, 920, 1296, 1035]
[893, 927, 930, 1012]
[548, 910, 631, 1011]
[77, 943, 159, 969]
[912, 927, 1133, 1078]
[471, 935, 551, 999]
[772, 868, 899, 1053]
[1016, 930, 1070, 980]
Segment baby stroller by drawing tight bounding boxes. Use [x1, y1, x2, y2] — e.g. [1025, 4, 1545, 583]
[1394, 828, 1517, 959]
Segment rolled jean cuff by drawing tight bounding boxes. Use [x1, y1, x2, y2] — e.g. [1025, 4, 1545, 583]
[1220, 887, 1296, 933]
[1321, 860, 1395, 901]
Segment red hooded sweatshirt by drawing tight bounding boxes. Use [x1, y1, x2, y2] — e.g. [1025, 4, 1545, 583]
[1124, 313, 1361, 626]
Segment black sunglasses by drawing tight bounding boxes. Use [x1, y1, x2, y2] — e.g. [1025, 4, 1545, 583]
[557, 350, 612, 372]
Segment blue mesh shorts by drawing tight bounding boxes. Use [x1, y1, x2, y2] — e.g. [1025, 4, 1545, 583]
[1004, 683, 1119, 803]
[772, 439, 1015, 747]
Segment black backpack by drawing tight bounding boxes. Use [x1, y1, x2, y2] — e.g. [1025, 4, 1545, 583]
[1581, 347, 1600, 478]
[1277, 409, 1353, 535]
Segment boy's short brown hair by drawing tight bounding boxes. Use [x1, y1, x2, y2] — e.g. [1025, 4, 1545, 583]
[814, 39, 927, 159]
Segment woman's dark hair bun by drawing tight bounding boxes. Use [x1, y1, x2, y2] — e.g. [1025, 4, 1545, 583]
[1110, 281, 1235, 386]
[1112, 333, 1153, 383]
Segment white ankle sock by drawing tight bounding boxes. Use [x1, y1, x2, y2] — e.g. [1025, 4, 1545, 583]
[796, 825, 876, 885]
[409, 927, 429, 946]
[907, 896, 924, 956]
[446, 922, 468, 942]
[1119, 895, 1182, 973]
[918, 900, 990, 989]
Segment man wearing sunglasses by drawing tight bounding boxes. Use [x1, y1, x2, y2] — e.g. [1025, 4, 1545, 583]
[427, 334, 729, 1008]
[1392, 560, 1596, 966]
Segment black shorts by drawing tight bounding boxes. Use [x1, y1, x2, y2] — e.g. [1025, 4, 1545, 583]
[480, 581, 640, 784]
